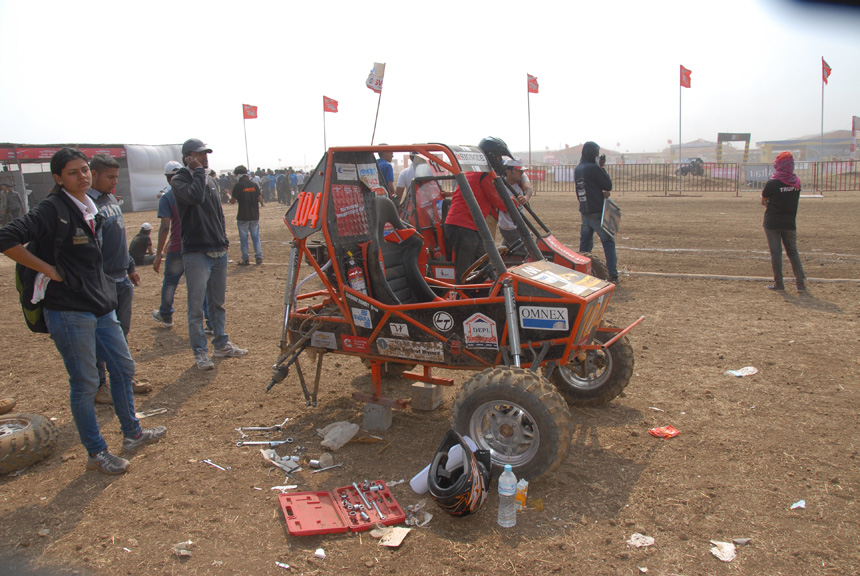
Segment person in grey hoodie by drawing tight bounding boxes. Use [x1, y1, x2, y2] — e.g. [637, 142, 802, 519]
[575, 141, 619, 283]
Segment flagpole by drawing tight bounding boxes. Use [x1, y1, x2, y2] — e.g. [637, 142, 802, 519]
[820, 58, 825, 161]
[679, 81, 683, 195]
[323, 106, 327, 153]
[243, 116, 250, 169]
[528, 88, 532, 169]
[371, 91, 382, 145]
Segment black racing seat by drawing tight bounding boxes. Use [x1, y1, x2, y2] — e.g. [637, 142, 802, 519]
[366, 195, 439, 305]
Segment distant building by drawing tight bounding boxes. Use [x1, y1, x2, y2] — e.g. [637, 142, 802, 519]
[757, 130, 854, 162]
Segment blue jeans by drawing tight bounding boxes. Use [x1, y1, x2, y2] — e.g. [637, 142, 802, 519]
[159, 251, 185, 320]
[579, 212, 618, 278]
[765, 228, 806, 286]
[97, 276, 133, 387]
[45, 309, 141, 455]
[183, 252, 228, 354]
[237, 220, 262, 261]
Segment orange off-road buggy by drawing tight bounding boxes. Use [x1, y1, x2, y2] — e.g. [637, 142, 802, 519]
[268, 144, 642, 479]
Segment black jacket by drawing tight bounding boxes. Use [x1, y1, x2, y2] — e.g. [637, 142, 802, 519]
[0, 192, 117, 315]
[575, 141, 613, 214]
[170, 166, 228, 253]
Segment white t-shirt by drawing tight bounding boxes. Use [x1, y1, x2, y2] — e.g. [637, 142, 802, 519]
[498, 181, 524, 231]
[396, 165, 415, 189]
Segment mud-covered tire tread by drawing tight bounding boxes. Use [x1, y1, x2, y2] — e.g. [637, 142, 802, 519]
[451, 367, 572, 480]
[0, 413, 59, 475]
[550, 327, 634, 407]
[582, 252, 610, 280]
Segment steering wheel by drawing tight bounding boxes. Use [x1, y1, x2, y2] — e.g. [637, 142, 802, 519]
[461, 246, 508, 284]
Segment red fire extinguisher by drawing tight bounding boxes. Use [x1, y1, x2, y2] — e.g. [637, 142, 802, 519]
[346, 251, 367, 295]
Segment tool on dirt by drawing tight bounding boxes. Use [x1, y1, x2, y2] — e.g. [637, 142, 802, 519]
[312, 463, 344, 474]
[235, 417, 292, 438]
[135, 408, 168, 419]
[202, 459, 231, 471]
[353, 482, 373, 509]
[371, 499, 387, 521]
[236, 439, 293, 447]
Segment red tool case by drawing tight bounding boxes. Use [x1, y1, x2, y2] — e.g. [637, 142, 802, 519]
[278, 480, 406, 536]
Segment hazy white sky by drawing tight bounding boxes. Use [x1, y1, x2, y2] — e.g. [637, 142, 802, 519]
[1, 0, 858, 170]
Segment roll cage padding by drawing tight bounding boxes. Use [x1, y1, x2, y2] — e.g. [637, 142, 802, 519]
[366, 195, 439, 305]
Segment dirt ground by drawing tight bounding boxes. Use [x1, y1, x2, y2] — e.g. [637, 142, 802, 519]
[1, 187, 859, 576]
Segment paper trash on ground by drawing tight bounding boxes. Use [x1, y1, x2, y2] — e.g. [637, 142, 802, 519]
[710, 540, 737, 562]
[724, 366, 758, 377]
[626, 533, 655, 548]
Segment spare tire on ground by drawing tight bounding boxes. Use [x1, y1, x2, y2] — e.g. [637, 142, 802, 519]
[0, 413, 59, 475]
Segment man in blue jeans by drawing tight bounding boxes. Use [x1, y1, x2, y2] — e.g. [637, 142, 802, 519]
[87, 154, 152, 402]
[170, 139, 248, 370]
[575, 141, 619, 283]
[230, 165, 263, 266]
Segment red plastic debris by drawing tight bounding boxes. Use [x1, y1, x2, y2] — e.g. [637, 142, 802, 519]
[649, 425, 680, 439]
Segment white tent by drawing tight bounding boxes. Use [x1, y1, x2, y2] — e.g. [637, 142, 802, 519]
[125, 144, 182, 212]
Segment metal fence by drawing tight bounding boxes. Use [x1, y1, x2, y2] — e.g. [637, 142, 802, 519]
[524, 161, 859, 195]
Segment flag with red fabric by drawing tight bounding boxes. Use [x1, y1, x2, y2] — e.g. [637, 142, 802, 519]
[822, 58, 832, 84]
[680, 65, 692, 88]
[323, 96, 338, 113]
[527, 74, 539, 94]
[242, 104, 258, 119]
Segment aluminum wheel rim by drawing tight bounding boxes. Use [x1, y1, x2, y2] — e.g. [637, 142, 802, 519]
[0, 418, 28, 437]
[468, 400, 540, 467]
[557, 348, 613, 391]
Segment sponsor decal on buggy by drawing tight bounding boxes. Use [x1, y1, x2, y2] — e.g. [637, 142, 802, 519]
[357, 163, 387, 196]
[463, 313, 498, 349]
[575, 294, 609, 343]
[351, 308, 373, 329]
[335, 163, 357, 181]
[432, 265, 456, 280]
[390, 323, 409, 337]
[519, 306, 569, 331]
[432, 311, 454, 332]
[521, 265, 541, 276]
[310, 331, 338, 349]
[544, 235, 590, 264]
[341, 334, 369, 352]
[377, 338, 444, 362]
[331, 184, 370, 236]
[345, 291, 379, 313]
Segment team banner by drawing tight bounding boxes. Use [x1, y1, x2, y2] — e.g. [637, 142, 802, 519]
[366, 62, 385, 93]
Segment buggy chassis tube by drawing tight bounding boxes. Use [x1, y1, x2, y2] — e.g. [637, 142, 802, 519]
[278, 241, 301, 352]
[453, 172, 506, 278]
[596, 316, 645, 349]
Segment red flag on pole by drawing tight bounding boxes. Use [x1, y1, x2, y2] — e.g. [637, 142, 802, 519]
[680, 65, 692, 88]
[822, 58, 832, 84]
[323, 96, 338, 113]
[242, 104, 258, 119]
[527, 74, 539, 94]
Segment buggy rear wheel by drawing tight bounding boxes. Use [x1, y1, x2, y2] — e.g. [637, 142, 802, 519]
[549, 326, 634, 407]
[452, 367, 571, 480]
[0, 413, 59, 475]
[582, 252, 610, 280]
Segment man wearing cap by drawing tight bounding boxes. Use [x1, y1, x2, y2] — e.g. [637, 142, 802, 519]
[498, 157, 532, 256]
[230, 165, 264, 266]
[128, 223, 156, 266]
[171, 139, 248, 370]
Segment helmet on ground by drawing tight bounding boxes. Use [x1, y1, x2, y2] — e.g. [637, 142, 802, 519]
[478, 137, 513, 174]
[427, 430, 492, 517]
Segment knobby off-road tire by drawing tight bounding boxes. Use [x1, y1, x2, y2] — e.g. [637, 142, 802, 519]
[582, 252, 610, 281]
[550, 327, 634, 407]
[0, 413, 59, 475]
[452, 367, 572, 480]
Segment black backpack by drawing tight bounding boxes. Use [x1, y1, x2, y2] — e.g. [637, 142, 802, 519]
[14, 195, 71, 333]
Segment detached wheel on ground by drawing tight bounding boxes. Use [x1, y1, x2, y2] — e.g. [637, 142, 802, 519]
[361, 359, 416, 379]
[0, 413, 59, 475]
[549, 326, 634, 407]
[582, 252, 609, 280]
[452, 366, 572, 480]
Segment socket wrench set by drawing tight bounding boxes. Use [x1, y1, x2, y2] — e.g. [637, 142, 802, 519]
[278, 480, 405, 536]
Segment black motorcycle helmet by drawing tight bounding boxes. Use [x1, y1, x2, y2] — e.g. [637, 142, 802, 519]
[427, 430, 492, 517]
[478, 136, 513, 175]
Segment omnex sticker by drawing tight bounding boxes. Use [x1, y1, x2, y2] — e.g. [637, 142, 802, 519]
[351, 308, 372, 329]
[464, 313, 498, 349]
[335, 163, 357, 181]
[519, 306, 569, 331]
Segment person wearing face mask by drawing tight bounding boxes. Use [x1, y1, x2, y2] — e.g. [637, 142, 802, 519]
[575, 141, 619, 283]
[0, 148, 166, 474]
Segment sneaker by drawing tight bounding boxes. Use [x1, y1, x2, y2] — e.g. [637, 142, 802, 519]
[255, 257, 263, 265]
[237, 260, 250, 266]
[213, 342, 249, 358]
[796, 282, 807, 292]
[766, 284, 785, 291]
[195, 350, 214, 371]
[608, 276, 621, 284]
[87, 450, 130, 475]
[122, 426, 167, 452]
[151, 310, 173, 328]
[94, 385, 113, 405]
[132, 379, 152, 394]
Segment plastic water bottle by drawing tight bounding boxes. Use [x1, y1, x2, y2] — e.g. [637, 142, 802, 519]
[497, 465, 517, 528]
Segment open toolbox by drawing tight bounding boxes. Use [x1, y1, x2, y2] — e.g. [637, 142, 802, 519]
[278, 480, 406, 536]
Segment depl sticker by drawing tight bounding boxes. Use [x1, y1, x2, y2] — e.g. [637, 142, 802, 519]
[463, 313, 498, 349]
[351, 308, 372, 329]
[341, 335, 369, 352]
[377, 338, 444, 362]
[433, 311, 454, 332]
[519, 306, 569, 331]
[390, 323, 409, 337]
[310, 331, 338, 349]
[335, 163, 357, 181]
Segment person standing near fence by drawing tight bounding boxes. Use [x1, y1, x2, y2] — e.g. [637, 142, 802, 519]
[761, 151, 806, 292]
[575, 141, 619, 283]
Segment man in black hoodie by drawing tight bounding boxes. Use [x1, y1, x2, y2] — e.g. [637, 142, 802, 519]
[574, 141, 619, 283]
